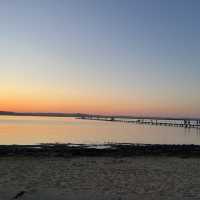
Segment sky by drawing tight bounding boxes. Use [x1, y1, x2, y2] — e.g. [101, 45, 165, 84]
[0, 0, 200, 117]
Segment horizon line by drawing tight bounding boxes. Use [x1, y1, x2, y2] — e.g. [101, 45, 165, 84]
[0, 110, 200, 120]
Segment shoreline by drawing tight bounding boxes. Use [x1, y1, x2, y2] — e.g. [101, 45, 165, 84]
[1, 144, 200, 199]
[1, 143, 200, 157]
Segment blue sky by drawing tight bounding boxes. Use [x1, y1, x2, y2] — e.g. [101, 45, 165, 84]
[0, 0, 200, 116]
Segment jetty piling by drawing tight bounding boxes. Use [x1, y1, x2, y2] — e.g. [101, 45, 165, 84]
[78, 116, 200, 129]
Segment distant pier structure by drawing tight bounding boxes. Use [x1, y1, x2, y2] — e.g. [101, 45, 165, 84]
[78, 115, 200, 129]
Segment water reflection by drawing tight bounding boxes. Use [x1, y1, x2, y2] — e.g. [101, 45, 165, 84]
[0, 116, 200, 145]
[184, 127, 200, 137]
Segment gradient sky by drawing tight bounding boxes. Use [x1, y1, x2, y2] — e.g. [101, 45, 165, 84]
[1, 0, 200, 117]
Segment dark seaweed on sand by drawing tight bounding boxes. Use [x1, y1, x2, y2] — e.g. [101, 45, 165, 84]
[0, 143, 200, 158]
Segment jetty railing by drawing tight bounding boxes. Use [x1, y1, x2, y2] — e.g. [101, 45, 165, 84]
[78, 116, 200, 129]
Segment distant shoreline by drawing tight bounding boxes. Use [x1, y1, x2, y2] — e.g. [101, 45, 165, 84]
[0, 111, 82, 118]
[1, 111, 200, 121]
[0, 143, 200, 158]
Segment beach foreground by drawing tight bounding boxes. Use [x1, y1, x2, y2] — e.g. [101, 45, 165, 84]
[0, 156, 200, 200]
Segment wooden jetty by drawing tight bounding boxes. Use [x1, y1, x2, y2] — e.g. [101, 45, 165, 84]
[78, 115, 200, 129]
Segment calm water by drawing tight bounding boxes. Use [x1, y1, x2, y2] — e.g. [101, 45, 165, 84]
[0, 116, 200, 145]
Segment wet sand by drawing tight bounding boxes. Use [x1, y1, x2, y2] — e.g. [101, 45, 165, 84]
[0, 156, 200, 200]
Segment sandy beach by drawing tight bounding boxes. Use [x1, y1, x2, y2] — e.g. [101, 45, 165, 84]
[0, 156, 200, 200]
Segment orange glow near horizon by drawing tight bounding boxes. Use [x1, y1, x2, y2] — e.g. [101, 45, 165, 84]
[1, 83, 199, 117]
[1, 94, 198, 118]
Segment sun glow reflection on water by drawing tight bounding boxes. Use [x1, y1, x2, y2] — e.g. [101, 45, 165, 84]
[0, 116, 200, 145]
